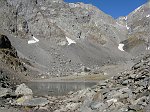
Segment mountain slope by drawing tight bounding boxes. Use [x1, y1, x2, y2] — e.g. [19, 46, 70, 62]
[0, 0, 134, 78]
[0, 0, 149, 79]
[117, 2, 150, 56]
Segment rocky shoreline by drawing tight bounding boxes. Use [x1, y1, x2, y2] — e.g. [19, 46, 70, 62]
[0, 54, 150, 112]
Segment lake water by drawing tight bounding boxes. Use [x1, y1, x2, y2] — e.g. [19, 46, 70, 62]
[26, 81, 97, 96]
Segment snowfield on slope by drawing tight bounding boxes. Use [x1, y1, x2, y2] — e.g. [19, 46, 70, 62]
[28, 36, 39, 44]
[66, 37, 76, 45]
[118, 44, 125, 51]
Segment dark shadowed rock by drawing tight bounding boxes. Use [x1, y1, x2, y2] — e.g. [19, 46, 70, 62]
[0, 34, 18, 57]
[0, 34, 11, 49]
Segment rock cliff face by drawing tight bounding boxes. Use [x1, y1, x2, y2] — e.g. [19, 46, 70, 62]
[0, 34, 28, 87]
[0, 0, 149, 78]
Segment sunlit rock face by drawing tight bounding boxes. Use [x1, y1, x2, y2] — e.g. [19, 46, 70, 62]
[0, 0, 131, 76]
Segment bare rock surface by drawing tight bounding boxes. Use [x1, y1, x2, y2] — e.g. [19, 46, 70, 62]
[15, 83, 33, 96]
[0, 0, 133, 78]
[0, 87, 10, 98]
[30, 54, 149, 112]
[21, 97, 49, 107]
[0, 0, 150, 112]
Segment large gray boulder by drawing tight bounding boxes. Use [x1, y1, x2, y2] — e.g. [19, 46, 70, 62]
[15, 83, 33, 96]
[22, 97, 49, 107]
[0, 87, 10, 97]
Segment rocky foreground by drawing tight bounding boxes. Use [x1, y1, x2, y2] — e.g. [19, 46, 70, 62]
[0, 54, 150, 112]
[41, 54, 150, 112]
[0, 0, 150, 112]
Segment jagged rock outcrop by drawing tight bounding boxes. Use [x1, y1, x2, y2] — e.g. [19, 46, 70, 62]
[0, 34, 17, 57]
[0, 34, 28, 88]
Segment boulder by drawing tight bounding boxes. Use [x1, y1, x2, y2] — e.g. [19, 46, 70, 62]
[0, 34, 11, 49]
[22, 97, 49, 107]
[15, 95, 33, 105]
[80, 106, 94, 112]
[81, 66, 91, 72]
[0, 87, 10, 97]
[15, 83, 33, 96]
[66, 102, 80, 110]
[0, 34, 17, 57]
[90, 101, 106, 110]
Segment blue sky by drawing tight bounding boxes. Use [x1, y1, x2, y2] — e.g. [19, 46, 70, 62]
[64, 0, 148, 18]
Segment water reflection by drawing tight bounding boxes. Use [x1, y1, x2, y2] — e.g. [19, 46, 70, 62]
[26, 81, 97, 96]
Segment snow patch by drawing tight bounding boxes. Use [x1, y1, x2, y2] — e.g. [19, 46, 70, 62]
[116, 16, 129, 30]
[28, 36, 39, 44]
[69, 3, 79, 8]
[146, 14, 150, 17]
[66, 37, 76, 45]
[124, 16, 127, 21]
[118, 44, 125, 51]
[126, 24, 130, 30]
[125, 17, 130, 30]
[121, 16, 127, 21]
[121, 16, 130, 30]
[107, 98, 118, 103]
[133, 6, 141, 14]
